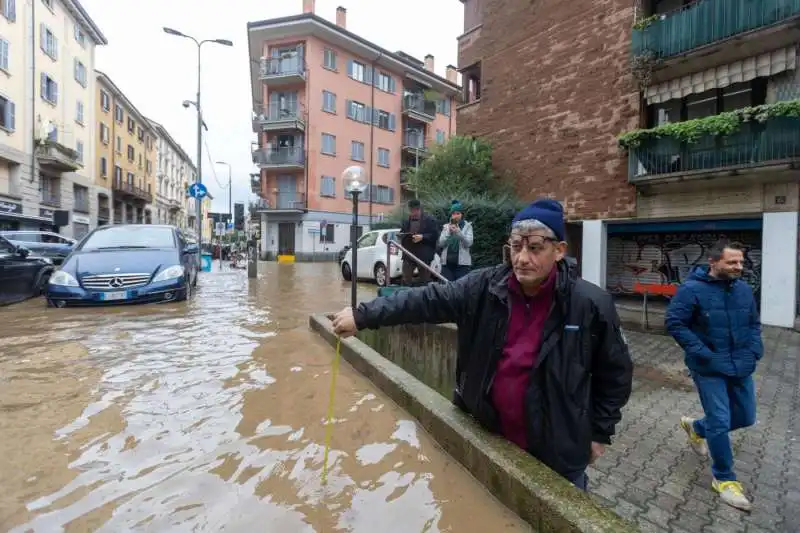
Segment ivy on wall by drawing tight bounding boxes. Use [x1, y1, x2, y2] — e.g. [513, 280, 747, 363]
[617, 99, 800, 150]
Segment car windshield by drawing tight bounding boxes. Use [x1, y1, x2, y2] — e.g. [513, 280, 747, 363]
[79, 226, 176, 251]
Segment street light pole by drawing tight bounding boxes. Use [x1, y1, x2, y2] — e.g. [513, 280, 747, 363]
[163, 27, 232, 253]
[215, 161, 232, 223]
[342, 166, 368, 310]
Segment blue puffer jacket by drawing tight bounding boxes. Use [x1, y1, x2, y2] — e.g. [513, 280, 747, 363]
[665, 265, 762, 377]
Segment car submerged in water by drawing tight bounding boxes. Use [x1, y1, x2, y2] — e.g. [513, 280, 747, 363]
[46, 224, 199, 307]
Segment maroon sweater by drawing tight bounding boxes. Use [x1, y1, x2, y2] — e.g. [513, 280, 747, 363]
[490, 268, 556, 450]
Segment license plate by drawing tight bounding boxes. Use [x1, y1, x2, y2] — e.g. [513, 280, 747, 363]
[101, 291, 128, 301]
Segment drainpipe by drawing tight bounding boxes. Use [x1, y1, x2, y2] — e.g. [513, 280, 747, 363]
[303, 54, 310, 213]
[29, 0, 36, 183]
[368, 52, 382, 227]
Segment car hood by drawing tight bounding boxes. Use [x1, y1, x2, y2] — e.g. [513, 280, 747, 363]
[64, 249, 180, 277]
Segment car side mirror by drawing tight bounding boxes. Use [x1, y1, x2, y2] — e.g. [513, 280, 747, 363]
[15, 245, 30, 258]
[184, 243, 199, 254]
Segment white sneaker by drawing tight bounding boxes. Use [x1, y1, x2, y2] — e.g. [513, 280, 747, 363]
[712, 479, 752, 512]
[680, 416, 708, 456]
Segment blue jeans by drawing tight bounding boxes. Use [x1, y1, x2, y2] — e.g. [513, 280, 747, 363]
[691, 372, 757, 481]
[564, 470, 588, 491]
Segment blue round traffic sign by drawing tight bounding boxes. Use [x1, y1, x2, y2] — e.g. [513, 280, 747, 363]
[188, 182, 208, 199]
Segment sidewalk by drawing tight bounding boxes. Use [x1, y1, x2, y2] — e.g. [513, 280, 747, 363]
[589, 327, 800, 533]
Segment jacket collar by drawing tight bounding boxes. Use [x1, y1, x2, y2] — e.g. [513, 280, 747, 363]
[488, 258, 576, 305]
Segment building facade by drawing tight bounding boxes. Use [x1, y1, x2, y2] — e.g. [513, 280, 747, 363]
[95, 71, 156, 226]
[456, 0, 799, 328]
[148, 119, 195, 229]
[247, 1, 460, 261]
[0, 0, 106, 238]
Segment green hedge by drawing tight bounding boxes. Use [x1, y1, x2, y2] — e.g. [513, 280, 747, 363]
[373, 193, 523, 268]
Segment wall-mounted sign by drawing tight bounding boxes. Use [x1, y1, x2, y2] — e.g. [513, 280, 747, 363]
[0, 200, 23, 215]
[73, 215, 91, 225]
[39, 208, 55, 220]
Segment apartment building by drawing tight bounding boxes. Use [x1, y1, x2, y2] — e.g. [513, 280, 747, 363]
[0, 0, 106, 238]
[456, 0, 799, 328]
[95, 71, 156, 225]
[148, 119, 195, 229]
[247, 1, 459, 261]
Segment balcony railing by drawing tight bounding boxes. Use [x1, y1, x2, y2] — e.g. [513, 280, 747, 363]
[626, 115, 800, 182]
[252, 146, 305, 167]
[41, 191, 61, 207]
[632, 0, 800, 59]
[253, 192, 306, 211]
[253, 102, 306, 131]
[259, 56, 306, 81]
[36, 140, 81, 172]
[112, 177, 153, 203]
[403, 95, 437, 121]
[402, 131, 427, 151]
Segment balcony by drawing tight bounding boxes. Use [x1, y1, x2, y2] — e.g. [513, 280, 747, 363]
[168, 199, 181, 212]
[623, 113, 800, 185]
[252, 146, 305, 170]
[401, 132, 429, 157]
[259, 56, 306, 85]
[250, 173, 261, 194]
[41, 191, 61, 208]
[402, 95, 437, 123]
[632, 0, 800, 82]
[36, 141, 81, 172]
[252, 192, 306, 213]
[112, 177, 153, 203]
[253, 102, 306, 132]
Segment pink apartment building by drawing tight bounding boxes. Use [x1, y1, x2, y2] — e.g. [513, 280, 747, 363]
[247, 1, 460, 260]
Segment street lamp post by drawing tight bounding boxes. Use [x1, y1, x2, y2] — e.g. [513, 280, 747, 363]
[215, 161, 233, 224]
[342, 166, 368, 310]
[163, 27, 232, 255]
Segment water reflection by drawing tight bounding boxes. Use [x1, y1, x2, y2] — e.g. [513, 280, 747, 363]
[0, 263, 529, 532]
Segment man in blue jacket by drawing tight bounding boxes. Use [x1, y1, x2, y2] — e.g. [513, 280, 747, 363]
[665, 240, 762, 512]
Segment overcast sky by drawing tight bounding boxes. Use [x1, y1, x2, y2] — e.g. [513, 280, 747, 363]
[80, 0, 463, 213]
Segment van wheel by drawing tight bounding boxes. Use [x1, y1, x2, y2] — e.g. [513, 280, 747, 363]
[374, 263, 387, 286]
[341, 262, 352, 281]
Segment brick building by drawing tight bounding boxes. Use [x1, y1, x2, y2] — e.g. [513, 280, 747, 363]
[456, 0, 799, 328]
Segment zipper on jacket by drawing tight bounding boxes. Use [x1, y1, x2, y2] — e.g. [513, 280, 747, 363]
[725, 284, 736, 373]
[482, 300, 510, 396]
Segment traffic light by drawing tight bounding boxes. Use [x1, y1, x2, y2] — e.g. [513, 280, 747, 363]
[234, 202, 244, 230]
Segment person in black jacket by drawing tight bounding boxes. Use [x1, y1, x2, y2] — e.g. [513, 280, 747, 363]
[333, 199, 633, 491]
[399, 199, 439, 285]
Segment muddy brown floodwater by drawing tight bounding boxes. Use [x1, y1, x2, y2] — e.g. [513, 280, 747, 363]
[0, 262, 530, 533]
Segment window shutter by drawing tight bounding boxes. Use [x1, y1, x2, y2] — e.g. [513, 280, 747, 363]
[372, 109, 380, 127]
[52, 80, 58, 103]
[73, 58, 78, 80]
[39, 23, 45, 51]
[388, 113, 396, 132]
[365, 66, 373, 85]
[40, 72, 46, 100]
[364, 106, 372, 124]
[53, 35, 58, 60]
[389, 187, 395, 204]
[347, 60, 354, 78]
[8, 0, 16, 22]
[6, 101, 14, 131]
[345, 99, 352, 119]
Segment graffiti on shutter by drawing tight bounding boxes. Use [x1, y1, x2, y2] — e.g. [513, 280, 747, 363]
[606, 230, 762, 299]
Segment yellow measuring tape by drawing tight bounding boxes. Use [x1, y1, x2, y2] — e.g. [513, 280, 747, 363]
[321, 336, 342, 486]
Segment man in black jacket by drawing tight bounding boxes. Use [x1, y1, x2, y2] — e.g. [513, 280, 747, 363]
[399, 199, 439, 285]
[333, 199, 633, 491]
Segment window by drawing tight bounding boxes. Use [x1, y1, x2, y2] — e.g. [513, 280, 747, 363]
[0, 38, 8, 72]
[40, 73, 57, 104]
[75, 100, 84, 124]
[346, 100, 366, 122]
[73, 59, 87, 87]
[376, 110, 393, 131]
[114, 104, 123, 123]
[356, 231, 378, 248]
[138, 153, 143, 168]
[374, 185, 394, 204]
[114, 165, 121, 181]
[350, 141, 365, 161]
[436, 129, 445, 144]
[377, 148, 390, 168]
[146, 160, 152, 174]
[376, 72, 392, 93]
[348, 60, 366, 82]
[126, 171, 134, 184]
[2, 0, 16, 22]
[320, 224, 334, 243]
[74, 24, 86, 47]
[436, 98, 451, 116]
[646, 80, 765, 127]
[100, 156, 108, 177]
[137, 127, 144, 142]
[99, 123, 109, 144]
[323, 49, 336, 70]
[100, 91, 110, 111]
[75, 140, 84, 162]
[40, 24, 57, 60]
[127, 145, 134, 161]
[320, 175, 336, 197]
[0, 95, 14, 132]
[73, 184, 89, 212]
[321, 133, 336, 155]
[127, 117, 135, 133]
[322, 90, 336, 113]
[115, 136, 121, 153]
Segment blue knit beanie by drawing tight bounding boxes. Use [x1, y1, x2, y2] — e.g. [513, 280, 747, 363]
[511, 199, 566, 241]
[449, 200, 463, 214]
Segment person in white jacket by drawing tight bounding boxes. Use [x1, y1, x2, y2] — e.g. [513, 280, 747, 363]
[438, 200, 474, 281]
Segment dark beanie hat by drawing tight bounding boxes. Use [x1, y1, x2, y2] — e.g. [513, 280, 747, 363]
[449, 199, 463, 214]
[511, 199, 566, 241]
[408, 199, 421, 209]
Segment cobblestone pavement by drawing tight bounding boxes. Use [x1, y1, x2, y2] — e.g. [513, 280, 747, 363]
[588, 327, 800, 533]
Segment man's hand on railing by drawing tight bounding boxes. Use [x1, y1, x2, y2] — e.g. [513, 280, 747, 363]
[332, 307, 358, 338]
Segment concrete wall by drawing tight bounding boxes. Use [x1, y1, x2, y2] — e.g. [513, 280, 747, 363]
[310, 314, 640, 533]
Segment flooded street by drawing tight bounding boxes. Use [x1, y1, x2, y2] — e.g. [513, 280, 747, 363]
[0, 262, 529, 532]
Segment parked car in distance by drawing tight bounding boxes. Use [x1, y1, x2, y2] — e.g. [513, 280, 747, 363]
[46, 224, 199, 307]
[0, 235, 54, 306]
[340, 228, 441, 285]
[0, 230, 76, 265]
